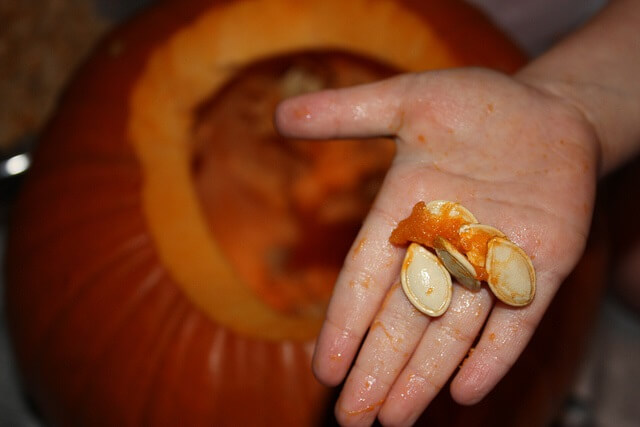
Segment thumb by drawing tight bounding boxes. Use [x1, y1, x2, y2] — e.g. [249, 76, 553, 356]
[274, 73, 413, 140]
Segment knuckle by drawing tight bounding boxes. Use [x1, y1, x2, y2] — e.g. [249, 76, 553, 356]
[351, 361, 393, 390]
[326, 313, 363, 344]
[435, 321, 476, 346]
[405, 363, 446, 395]
[369, 203, 399, 230]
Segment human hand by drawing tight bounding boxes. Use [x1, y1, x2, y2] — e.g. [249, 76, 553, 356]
[275, 68, 599, 426]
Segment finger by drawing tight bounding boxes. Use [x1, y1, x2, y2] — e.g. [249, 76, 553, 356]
[378, 285, 494, 427]
[312, 201, 404, 387]
[334, 282, 431, 426]
[274, 74, 412, 139]
[450, 271, 559, 405]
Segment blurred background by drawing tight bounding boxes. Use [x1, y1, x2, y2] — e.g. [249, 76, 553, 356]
[1, 0, 638, 425]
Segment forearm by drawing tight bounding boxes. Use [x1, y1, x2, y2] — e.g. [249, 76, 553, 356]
[516, 0, 640, 176]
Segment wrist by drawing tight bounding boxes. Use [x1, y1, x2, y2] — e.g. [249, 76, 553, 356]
[512, 0, 640, 176]
[514, 71, 604, 175]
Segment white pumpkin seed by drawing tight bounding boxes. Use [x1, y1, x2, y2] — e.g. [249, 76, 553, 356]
[459, 223, 505, 239]
[401, 243, 452, 317]
[425, 200, 478, 224]
[485, 237, 536, 306]
[433, 236, 481, 291]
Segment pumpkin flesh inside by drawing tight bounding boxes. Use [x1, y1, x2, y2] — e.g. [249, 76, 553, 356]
[191, 51, 396, 315]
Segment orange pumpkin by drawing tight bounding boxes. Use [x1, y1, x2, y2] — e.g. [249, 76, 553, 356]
[6, 0, 605, 425]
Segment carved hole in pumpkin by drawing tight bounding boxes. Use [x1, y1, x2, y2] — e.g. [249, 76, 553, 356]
[190, 50, 397, 315]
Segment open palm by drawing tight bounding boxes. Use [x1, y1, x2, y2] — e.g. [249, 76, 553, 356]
[276, 68, 599, 426]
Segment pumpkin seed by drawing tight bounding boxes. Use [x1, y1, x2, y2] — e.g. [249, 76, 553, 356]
[485, 237, 536, 306]
[425, 200, 478, 224]
[433, 236, 481, 291]
[401, 243, 452, 317]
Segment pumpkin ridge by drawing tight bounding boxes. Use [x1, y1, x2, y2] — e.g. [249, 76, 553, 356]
[68, 260, 166, 411]
[141, 308, 205, 424]
[29, 232, 152, 375]
[77, 275, 185, 423]
[133, 297, 195, 426]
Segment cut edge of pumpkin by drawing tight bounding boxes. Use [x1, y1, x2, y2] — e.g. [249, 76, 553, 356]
[127, 0, 472, 341]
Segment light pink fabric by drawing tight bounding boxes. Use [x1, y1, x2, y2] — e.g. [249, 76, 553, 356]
[466, 0, 608, 55]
